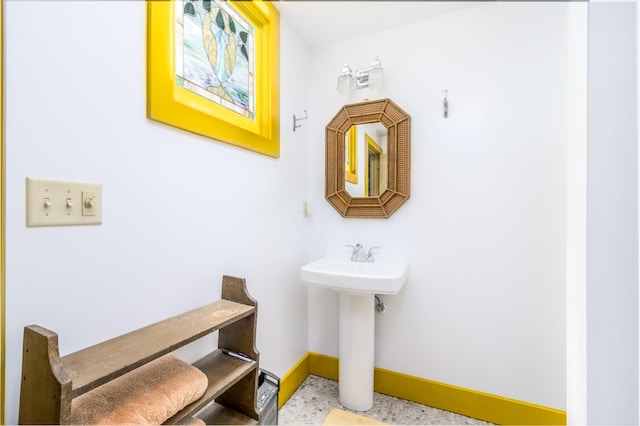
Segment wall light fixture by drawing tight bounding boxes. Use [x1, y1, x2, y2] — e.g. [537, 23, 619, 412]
[336, 56, 384, 94]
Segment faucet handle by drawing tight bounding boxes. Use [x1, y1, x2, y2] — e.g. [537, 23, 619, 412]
[346, 243, 363, 261]
[366, 246, 380, 262]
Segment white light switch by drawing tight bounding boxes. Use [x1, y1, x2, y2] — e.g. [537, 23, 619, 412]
[26, 177, 102, 227]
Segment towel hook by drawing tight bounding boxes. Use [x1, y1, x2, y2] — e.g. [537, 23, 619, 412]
[293, 110, 309, 132]
[442, 90, 449, 119]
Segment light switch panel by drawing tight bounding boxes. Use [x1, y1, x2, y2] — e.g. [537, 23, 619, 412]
[26, 177, 102, 227]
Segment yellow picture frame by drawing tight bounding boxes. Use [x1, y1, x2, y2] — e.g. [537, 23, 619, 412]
[345, 126, 358, 184]
[147, 0, 280, 157]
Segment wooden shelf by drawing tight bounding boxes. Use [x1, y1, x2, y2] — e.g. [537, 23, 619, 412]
[18, 275, 261, 425]
[61, 299, 255, 397]
[191, 402, 258, 425]
[165, 350, 257, 424]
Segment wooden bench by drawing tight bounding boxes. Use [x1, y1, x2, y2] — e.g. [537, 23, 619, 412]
[19, 275, 261, 425]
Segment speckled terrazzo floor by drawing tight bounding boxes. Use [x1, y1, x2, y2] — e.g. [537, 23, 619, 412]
[278, 375, 493, 425]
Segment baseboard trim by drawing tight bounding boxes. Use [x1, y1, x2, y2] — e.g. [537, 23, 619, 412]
[279, 352, 566, 425]
[278, 352, 311, 409]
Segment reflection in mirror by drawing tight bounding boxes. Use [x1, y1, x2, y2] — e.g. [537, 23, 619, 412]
[345, 126, 358, 185]
[345, 123, 387, 197]
[325, 98, 411, 218]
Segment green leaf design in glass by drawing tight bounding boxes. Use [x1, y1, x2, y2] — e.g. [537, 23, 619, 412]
[215, 9, 225, 30]
[183, 2, 195, 16]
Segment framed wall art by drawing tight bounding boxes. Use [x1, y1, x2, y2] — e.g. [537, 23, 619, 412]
[147, 0, 280, 157]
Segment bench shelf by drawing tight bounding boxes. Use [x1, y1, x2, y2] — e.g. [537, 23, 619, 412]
[19, 275, 261, 425]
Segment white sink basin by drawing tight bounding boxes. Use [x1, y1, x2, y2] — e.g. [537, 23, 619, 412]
[300, 256, 408, 295]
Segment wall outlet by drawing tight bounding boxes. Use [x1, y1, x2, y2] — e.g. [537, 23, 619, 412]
[26, 177, 102, 227]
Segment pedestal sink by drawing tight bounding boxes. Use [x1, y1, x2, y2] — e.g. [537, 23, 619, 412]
[300, 256, 408, 411]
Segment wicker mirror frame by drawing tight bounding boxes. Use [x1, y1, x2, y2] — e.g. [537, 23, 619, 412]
[325, 98, 411, 218]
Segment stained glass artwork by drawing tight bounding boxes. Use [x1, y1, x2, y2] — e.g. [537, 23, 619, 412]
[175, 0, 255, 120]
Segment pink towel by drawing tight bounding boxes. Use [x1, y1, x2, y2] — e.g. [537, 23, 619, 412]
[71, 354, 208, 425]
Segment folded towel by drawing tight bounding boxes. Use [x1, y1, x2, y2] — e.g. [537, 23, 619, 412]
[71, 354, 208, 425]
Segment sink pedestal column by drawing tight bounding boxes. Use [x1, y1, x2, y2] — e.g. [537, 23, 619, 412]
[339, 293, 375, 411]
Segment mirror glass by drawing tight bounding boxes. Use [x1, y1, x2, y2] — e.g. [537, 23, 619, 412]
[325, 98, 411, 218]
[344, 123, 388, 197]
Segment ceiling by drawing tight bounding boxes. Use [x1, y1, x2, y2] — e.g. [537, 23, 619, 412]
[273, 1, 486, 48]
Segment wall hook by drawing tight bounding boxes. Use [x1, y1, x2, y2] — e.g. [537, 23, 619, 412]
[293, 110, 308, 132]
[442, 90, 449, 119]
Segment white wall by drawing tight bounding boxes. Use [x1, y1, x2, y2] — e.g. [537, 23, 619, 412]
[565, 3, 588, 424]
[586, 2, 639, 424]
[305, 2, 572, 410]
[4, 1, 310, 423]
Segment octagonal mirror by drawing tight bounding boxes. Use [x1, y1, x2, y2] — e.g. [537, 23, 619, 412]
[325, 98, 411, 218]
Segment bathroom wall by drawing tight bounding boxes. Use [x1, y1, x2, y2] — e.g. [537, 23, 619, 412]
[304, 2, 574, 410]
[3, 1, 310, 423]
[586, 2, 638, 424]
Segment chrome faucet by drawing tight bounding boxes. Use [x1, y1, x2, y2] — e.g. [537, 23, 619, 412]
[346, 244, 380, 262]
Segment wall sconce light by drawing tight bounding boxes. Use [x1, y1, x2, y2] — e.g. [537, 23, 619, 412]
[336, 56, 384, 94]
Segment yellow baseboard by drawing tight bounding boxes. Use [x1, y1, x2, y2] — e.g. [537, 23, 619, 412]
[279, 352, 566, 426]
[279, 352, 311, 409]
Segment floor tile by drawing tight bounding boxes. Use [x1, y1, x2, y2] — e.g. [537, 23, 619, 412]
[278, 375, 493, 425]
